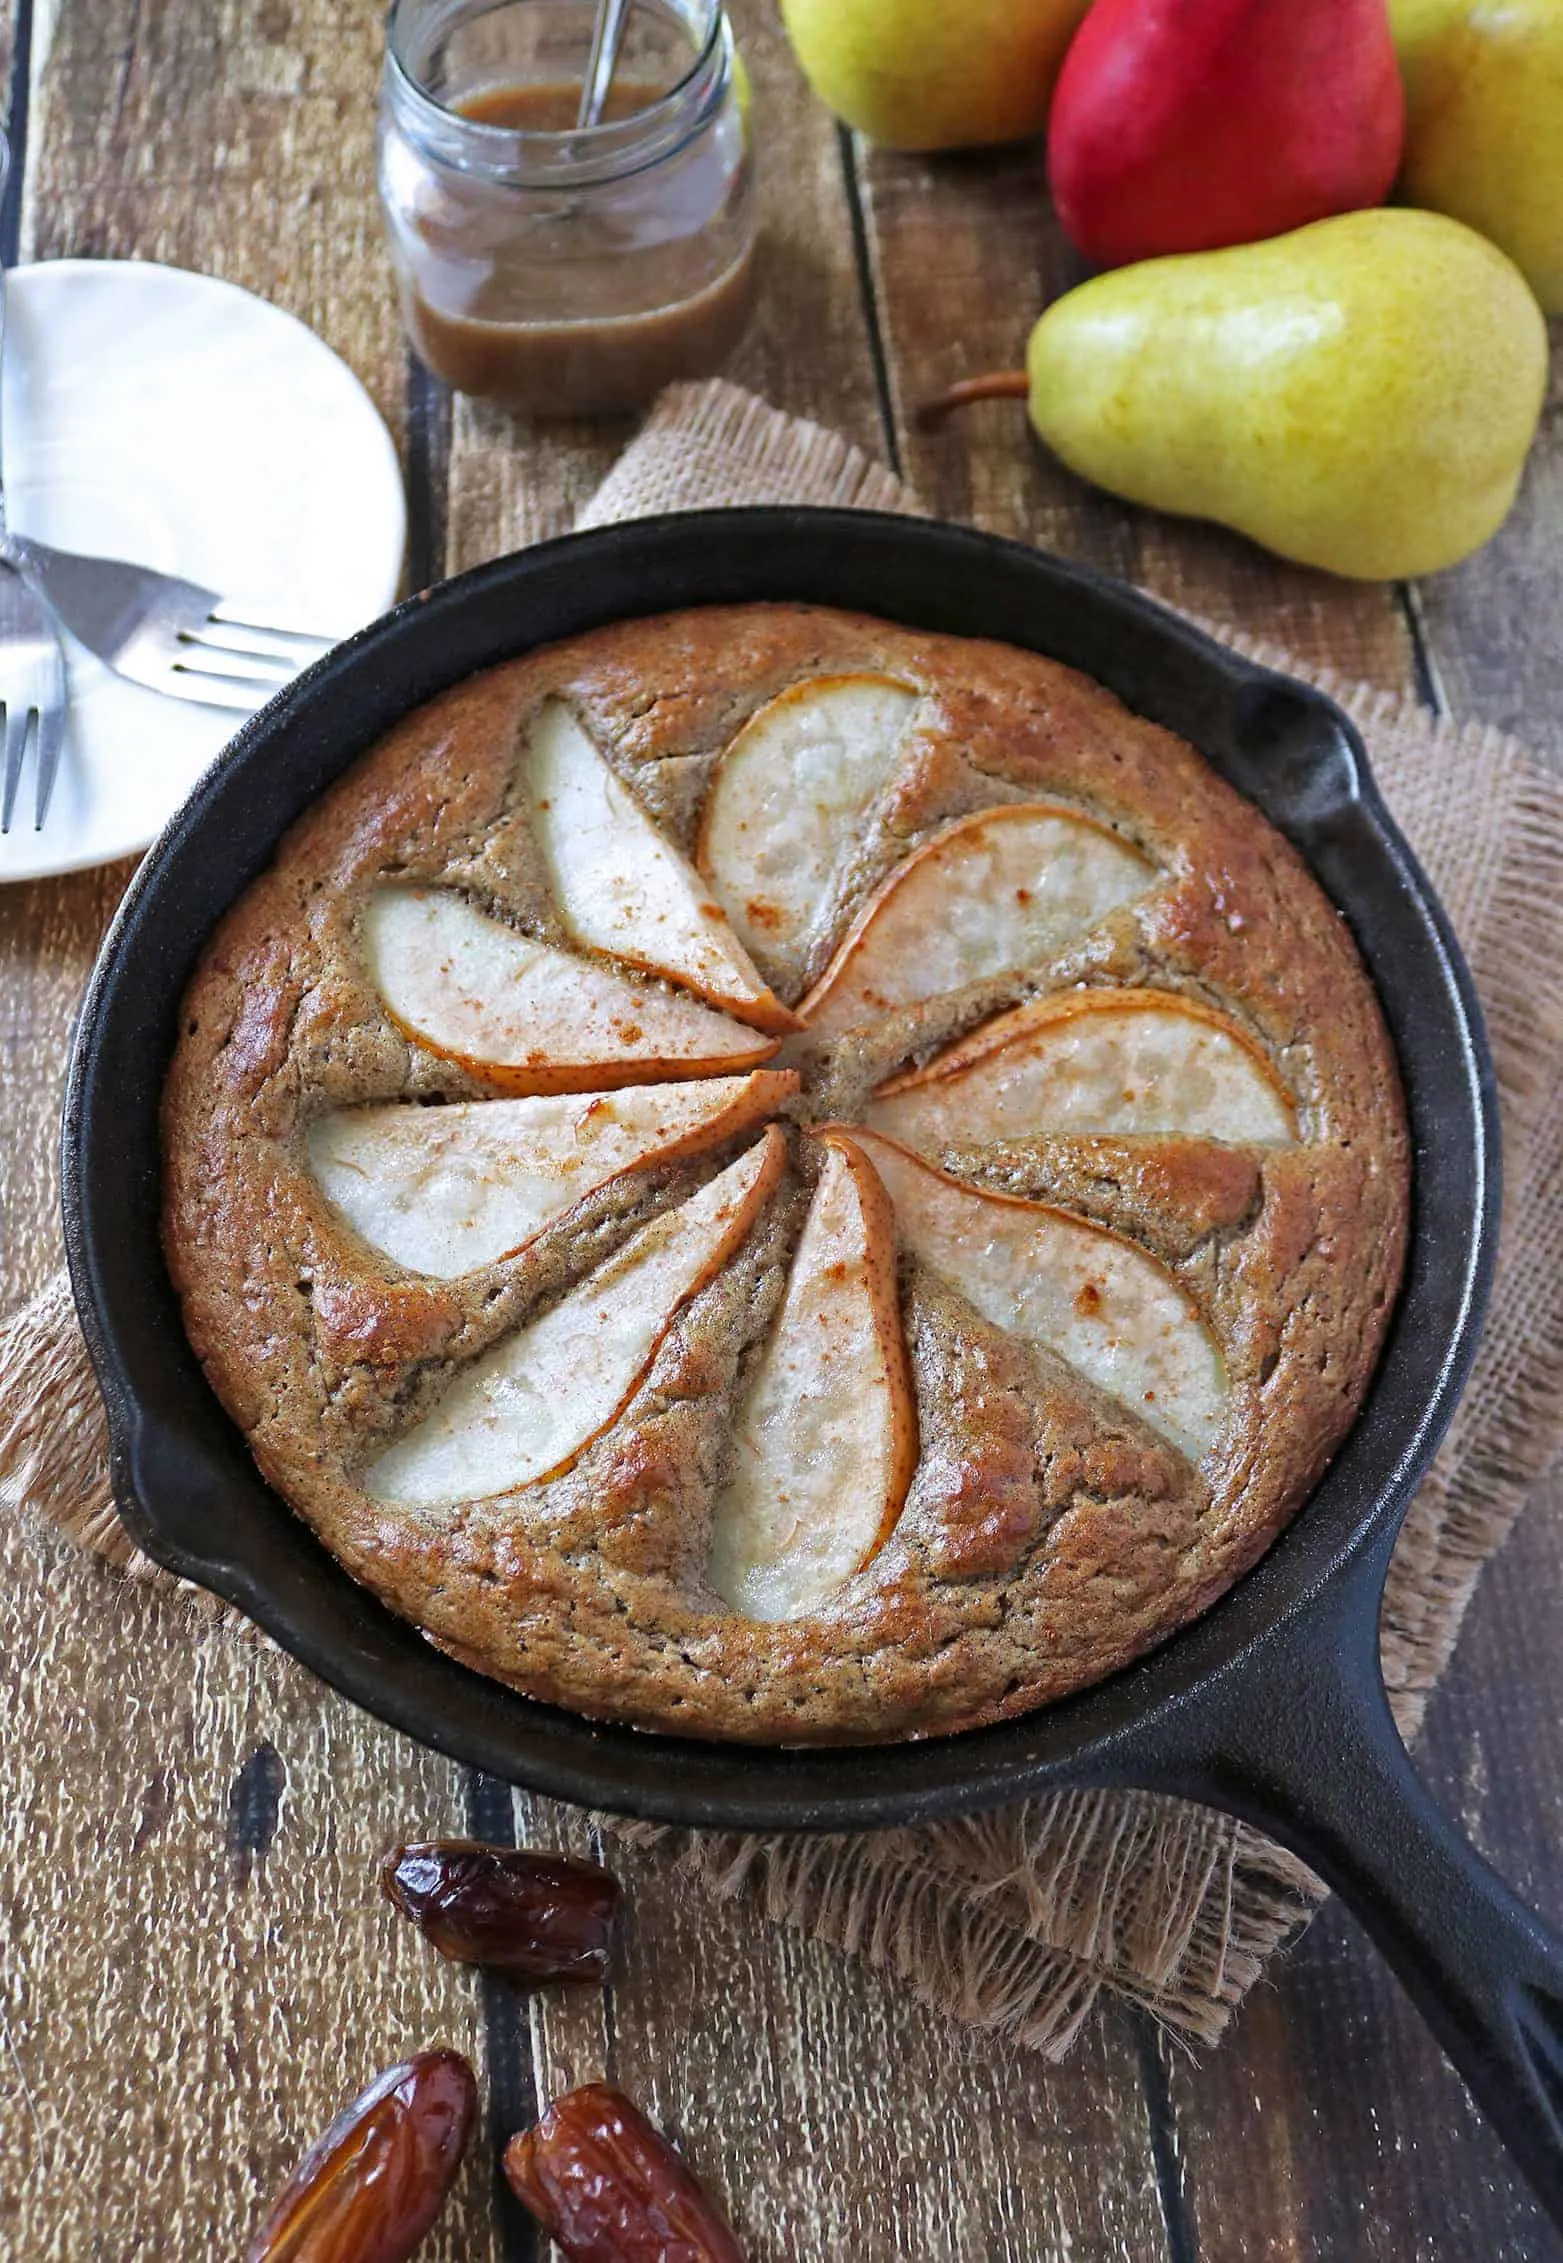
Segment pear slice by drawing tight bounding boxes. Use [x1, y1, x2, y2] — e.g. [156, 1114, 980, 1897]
[365, 886, 779, 1094]
[696, 675, 919, 962]
[870, 988, 1296, 1149]
[802, 804, 1156, 1031]
[853, 1128, 1227, 1461]
[365, 1127, 786, 1507]
[308, 1068, 799, 1279]
[707, 1131, 917, 1622]
[522, 698, 797, 1034]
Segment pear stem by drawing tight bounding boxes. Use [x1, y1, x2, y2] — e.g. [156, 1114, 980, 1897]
[916, 371, 1028, 429]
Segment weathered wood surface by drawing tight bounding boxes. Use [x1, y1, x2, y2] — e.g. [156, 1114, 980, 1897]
[0, 0, 1560, 2255]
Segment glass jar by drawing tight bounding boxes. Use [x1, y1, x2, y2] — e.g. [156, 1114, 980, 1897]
[377, 0, 757, 416]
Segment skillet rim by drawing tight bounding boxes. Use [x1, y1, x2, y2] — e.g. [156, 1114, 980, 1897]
[59, 507, 1500, 1831]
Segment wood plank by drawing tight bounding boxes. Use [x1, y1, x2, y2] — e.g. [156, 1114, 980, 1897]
[507, 1800, 1176, 2263]
[0, 1504, 505, 2262]
[611, 1846, 1177, 2262]
[1166, 1495, 1563, 2263]
[0, 3, 505, 2255]
[851, 136, 1415, 694]
[1165, 1466, 1563, 2256]
[0, 859, 133, 1302]
[1164, 1910, 1561, 2263]
[1410, 328, 1563, 768]
[25, 0, 405, 438]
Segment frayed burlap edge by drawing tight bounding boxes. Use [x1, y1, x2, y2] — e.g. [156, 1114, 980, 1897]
[577, 380, 919, 525]
[3, 378, 1562, 2059]
[0, 1274, 271, 1644]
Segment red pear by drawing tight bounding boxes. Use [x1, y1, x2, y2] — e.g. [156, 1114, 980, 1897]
[1047, 0, 1405, 270]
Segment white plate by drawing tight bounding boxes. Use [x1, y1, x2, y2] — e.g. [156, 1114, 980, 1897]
[0, 260, 406, 883]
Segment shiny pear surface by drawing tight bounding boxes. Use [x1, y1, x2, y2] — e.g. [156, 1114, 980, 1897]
[1025, 208, 1548, 581]
[1394, 0, 1563, 315]
[779, 0, 1089, 150]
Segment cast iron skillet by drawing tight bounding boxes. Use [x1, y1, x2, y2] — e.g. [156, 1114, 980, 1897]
[62, 510, 1563, 2222]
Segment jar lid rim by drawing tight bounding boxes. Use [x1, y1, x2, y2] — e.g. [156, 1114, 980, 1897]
[385, 0, 729, 183]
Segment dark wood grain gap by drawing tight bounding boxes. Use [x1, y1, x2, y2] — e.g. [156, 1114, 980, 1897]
[1, 0, 32, 266]
[1397, 584, 1451, 721]
[464, 1770, 542, 2263]
[411, 269, 531, 2259]
[1131, 2014, 1198, 2263]
[130, 1765, 178, 1856]
[109, 0, 144, 137]
[837, 123, 903, 481]
[582, 1818, 622, 2080]
[405, 355, 453, 595]
[226, 1741, 287, 1888]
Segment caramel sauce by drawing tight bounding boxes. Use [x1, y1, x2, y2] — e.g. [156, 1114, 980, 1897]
[459, 79, 660, 130]
[400, 80, 756, 415]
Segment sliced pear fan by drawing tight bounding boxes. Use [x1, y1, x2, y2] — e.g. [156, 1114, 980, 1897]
[707, 1131, 917, 1622]
[696, 675, 919, 963]
[802, 804, 1156, 1032]
[521, 699, 797, 1034]
[871, 989, 1297, 1150]
[364, 886, 778, 1094]
[308, 1069, 799, 1279]
[365, 1128, 786, 1508]
[853, 1128, 1227, 1461]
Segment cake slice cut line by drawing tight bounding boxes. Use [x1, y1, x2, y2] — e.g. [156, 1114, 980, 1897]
[307, 1069, 800, 1280]
[870, 986, 1298, 1149]
[800, 802, 1158, 1033]
[695, 674, 920, 965]
[363, 1127, 787, 1508]
[852, 1127, 1229, 1462]
[521, 697, 799, 1035]
[706, 1129, 918, 1622]
[364, 884, 780, 1095]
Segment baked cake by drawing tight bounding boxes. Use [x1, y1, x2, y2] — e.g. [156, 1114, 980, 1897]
[161, 605, 1409, 1743]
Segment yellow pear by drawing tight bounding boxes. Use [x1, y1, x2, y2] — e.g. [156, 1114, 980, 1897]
[1023, 209, 1547, 581]
[1393, 0, 1563, 315]
[778, 0, 1092, 151]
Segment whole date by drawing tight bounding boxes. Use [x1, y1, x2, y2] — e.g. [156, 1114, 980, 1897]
[381, 1839, 619, 1983]
[246, 2048, 477, 2263]
[504, 2082, 747, 2263]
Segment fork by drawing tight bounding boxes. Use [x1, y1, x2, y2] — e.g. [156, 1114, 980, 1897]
[0, 559, 66, 833]
[0, 134, 66, 832]
[0, 130, 333, 716]
[0, 527, 336, 713]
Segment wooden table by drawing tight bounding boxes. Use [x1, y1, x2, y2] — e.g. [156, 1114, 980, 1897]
[3, 2, 1561, 2254]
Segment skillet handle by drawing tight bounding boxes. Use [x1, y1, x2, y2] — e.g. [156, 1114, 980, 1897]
[1179, 1593, 1563, 2230]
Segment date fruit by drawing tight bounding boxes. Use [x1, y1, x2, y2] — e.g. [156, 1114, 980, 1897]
[504, 2082, 746, 2263]
[246, 2049, 477, 2263]
[381, 1840, 618, 1983]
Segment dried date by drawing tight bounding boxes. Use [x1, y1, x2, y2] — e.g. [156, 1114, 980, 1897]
[504, 2082, 746, 2263]
[381, 1839, 618, 1983]
[246, 2049, 477, 2263]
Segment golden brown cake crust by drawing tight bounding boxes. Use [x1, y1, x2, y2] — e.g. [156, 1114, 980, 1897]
[160, 604, 1409, 1743]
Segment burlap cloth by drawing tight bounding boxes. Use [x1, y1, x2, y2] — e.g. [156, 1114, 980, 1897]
[5, 379, 1563, 2057]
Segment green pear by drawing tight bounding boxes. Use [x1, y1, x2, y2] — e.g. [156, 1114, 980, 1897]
[1393, 0, 1563, 314]
[1024, 209, 1548, 581]
[779, 0, 1092, 151]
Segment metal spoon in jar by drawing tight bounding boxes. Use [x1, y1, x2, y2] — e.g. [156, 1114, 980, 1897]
[577, 0, 632, 128]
